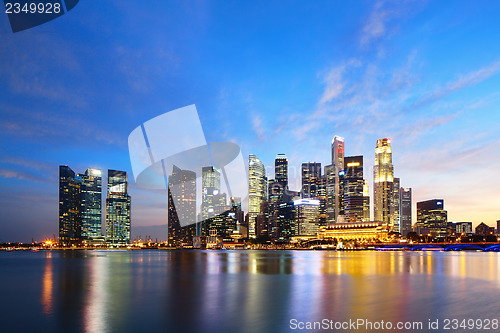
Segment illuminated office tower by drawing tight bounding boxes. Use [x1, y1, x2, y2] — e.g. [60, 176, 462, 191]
[79, 169, 102, 240]
[392, 177, 400, 232]
[275, 153, 288, 192]
[400, 187, 412, 236]
[343, 156, 364, 222]
[248, 154, 266, 237]
[59, 165, 81, 245]
[363, 180, 370, 221]
[325, 164, 335, 222]
[327, 135, 345, 223]
[294, 199, 320, 236]
[301, 162, 321, 198]
[201, 166, 226, 221]
[105, 170, 131, 244]
[373, 138, 394, 226]
[416, 199, 447, 238]
[167, 166, 196, 245]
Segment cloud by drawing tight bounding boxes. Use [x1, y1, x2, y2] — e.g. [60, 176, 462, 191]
[407, 60, 500, 112]
[319, 59, 361, 104]
[360, 1, 393, 46]
[252, 114, 266, 141]
[2, 157, 53, 172]
[0, 103, 126, 147]
[0, 169, 48, 183]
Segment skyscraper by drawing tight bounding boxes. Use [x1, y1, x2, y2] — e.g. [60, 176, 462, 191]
[105, 170, 131, 244]
[167, 166, 196, 245]
[59, 165, 81, 245]
[392, 177, 400, 232]
[79, 169, 102, 240]
[201, 166, 226, 221]
[301, 162, 321, 198]
[363, 180, 370, 221]
[373, 138, 394, 226]
[275, 153, 288, 192]
[331, 136, 345, 223]
[400, 187, 412, 236]
[248, 154, 266, 238]
[294, 199, 320, 236]
[343, 156, 365, 222]
[416, 199, 447, 238]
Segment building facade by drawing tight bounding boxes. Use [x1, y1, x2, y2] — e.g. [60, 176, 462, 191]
[275, 153, 288, 192]
[59, 165, 82, 245]
[248, 154, 266, 238]
[343, 156, 365, 222]
[416, 199, 447, 238]
[373, 138, 394, 226]
[105, 170, 131, 244]
[301, 162, 322, 198]
[294, 199, 320, 236]
[330, 136, 345, 223]
[399, 187, 412, 236]
[167, 166, 196, 246]
[392, 177, 400, 232]
[79, 168, 102, 240]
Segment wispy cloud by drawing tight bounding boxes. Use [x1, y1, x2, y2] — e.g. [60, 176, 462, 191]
[409, 60, 500, 111]
[252, 114, 266, 141]
[0, 169, 48, 183]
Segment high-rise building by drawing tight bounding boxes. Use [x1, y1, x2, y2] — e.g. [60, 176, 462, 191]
[248, 154, 266, 238]
[201, 166, 226, 221]
[301, 162, 321, 198]
[105, 170, 131, 244]
[399, 187, 412, 236]
[374, 138, 394, 226]
[343, 156, 365, 222]
[276, 201, 297, 240]
[294, 199, 320, 236]
[167, 166, 196, 245]
[363, 180, 370, 221]
[392, 177, 400, 232]
[325, 164, 335, 223]
[59, 165, 81, 245]
[79, 169, 102, 240]
[416, 199, 447, 238]
[331, 136, 345, 223]
[275, 154, 288, 192]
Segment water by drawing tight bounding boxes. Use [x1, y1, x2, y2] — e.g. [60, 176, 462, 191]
[2, 250, 500, 332]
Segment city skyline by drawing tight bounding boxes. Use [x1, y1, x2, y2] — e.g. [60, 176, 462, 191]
[1, 1, 500, 242]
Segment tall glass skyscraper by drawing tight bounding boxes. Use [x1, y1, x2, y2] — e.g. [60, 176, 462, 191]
[248, 154, 266, 238]
[167, 166, 196, 245]
[80, 168, 102, 240]
[201, 166, 226, 221]
[373, 138, 394, 226]
[363, 179, 370, 221]
[327, 135, 345, 223]
[294, 199, 320, 236]
[275, 153, 288, 191]
[105, 170, 131, 244]
[301, 162, 321, 198]
[59, 165, 81, 245]
[400, 187, 412, 236]
[392, 177, 400, 233]
[343, 156, 365, 222]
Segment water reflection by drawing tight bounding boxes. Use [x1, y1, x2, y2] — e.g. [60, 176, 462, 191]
[41, 251, 53, 315]
[24, 250, 500, 332]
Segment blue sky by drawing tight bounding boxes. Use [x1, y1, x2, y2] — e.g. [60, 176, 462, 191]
[1, 0, 500, 242]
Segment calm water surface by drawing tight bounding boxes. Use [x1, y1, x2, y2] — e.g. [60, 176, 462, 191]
[2, 250, 500, 332]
